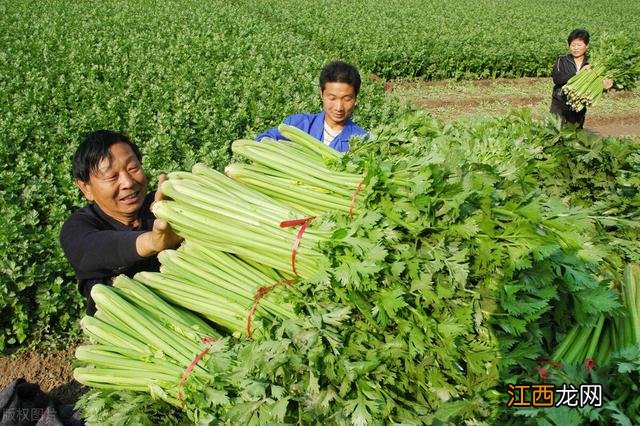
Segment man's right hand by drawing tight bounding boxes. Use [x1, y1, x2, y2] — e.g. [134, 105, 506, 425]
[136, 213, 183, 257]
[136, 173, 183, 257]
[154, 174, 168, 204]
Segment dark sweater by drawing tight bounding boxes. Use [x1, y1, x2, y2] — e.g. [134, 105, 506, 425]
[60, 192, 159, 314]
[550, 54, 590, 126]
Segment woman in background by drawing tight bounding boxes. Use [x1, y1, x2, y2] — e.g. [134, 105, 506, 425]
[550, 28, 613, 128]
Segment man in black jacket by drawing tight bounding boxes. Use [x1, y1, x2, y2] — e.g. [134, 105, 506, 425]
[60, 130, 182, 314]
[550, 28, 613, 128]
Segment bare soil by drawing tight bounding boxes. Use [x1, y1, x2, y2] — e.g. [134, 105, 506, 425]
[391, 77, 640, 138]
[416, 94, 546, 110]
[0, 346, 86, 405]
[586, 112, 640, 137]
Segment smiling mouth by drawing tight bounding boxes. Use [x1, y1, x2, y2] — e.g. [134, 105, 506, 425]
[121, 191, 140, 201]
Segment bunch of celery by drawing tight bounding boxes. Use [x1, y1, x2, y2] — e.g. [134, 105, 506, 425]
[225, 125, 363, 216]
[563, 32, 640, 111]
[562, 66, 608, 111]
[227, 124, 437, 218]
[152, 162, 331, 280]
[74, 276, 222, 408]
[552, 263, 640, 366]
[135, 242, 297, 336]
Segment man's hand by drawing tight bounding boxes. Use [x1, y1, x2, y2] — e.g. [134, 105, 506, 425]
[154, 173, 168, 204]
[137, 173, 183, 257]
[136, 219, 183, 257]
[150, 173, 168, 221]
[603, 78, 614, 90]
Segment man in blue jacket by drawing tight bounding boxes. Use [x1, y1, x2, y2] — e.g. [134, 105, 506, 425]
[256, 61, 367, 153]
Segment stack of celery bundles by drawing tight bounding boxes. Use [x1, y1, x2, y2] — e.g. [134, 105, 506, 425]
[73, 115, 636, 424]
[563, 32, 640, 111]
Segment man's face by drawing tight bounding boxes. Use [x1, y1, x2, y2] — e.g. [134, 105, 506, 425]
[321, 82, 357, 128]
[76, 142, 148, 226]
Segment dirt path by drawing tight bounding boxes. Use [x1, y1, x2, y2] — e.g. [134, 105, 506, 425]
[587, 112, 640, 137]
[390, 77, 640, 138]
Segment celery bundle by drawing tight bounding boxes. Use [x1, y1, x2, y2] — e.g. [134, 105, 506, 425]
[225, 125, 363, 216]
[135, 242, 297, 336]
[563, 32, 640, 111]
[562, 67, 608, 111]
[226, 140, 361, 215]
[152, 163, 331, 280]
[552, 263, 640, 366]
[227, 124, 437, 217]
[74, 276, 222, 408]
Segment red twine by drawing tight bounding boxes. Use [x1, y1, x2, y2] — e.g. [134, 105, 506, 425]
[536, 359, 562, 381]
[584, 358, 596, 370]
[178, 336, 217, 405]
[247, 279, 296, 338]
[280, 216, 315, 275]
[536, 367, 549, 380]
[349, 180, 365, 219]
[537, 359, 563, 368]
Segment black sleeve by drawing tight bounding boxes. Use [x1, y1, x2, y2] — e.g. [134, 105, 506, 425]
[552, 56, 575, 87]
[59, 213, 146, 280]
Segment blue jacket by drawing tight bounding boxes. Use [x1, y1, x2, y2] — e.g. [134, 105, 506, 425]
[256, 111, 368, 153]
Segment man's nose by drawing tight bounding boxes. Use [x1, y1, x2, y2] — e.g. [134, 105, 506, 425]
[119, 171, 135, 187]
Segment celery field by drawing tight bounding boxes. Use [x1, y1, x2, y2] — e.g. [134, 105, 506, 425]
[1, 1, 640, 423]
[2, 0, 640, 358]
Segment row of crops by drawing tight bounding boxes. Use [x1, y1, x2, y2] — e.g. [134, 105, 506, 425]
[253, 0, 640, 79]
[1, 0, 639, 411]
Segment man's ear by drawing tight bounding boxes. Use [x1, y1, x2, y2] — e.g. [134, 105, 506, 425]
[75, 179, 94, 202]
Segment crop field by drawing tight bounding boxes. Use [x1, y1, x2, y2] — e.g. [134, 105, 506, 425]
[1, 0, 640, 423]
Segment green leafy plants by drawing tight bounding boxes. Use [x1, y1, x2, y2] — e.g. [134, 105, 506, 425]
[0, 0, 400, 352]
[74, 113, 639, 424]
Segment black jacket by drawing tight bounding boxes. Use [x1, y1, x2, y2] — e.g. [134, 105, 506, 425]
[550, 53, 590, 113]
[59, 192, 160, 314]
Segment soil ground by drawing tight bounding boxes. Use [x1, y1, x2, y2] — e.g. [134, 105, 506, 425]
[389, 77, 640, 138]
[0, 346, 85, 405]
[1, 77, 638, 410]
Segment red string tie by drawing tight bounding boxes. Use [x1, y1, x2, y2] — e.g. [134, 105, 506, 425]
[536, 367, 549, 381]
[247, 279, 296, 338]
[584, 358, 596, 371]
[178, 336, 217, 406]
[349, 180, 365, 219]
[537, 359, 563, 368]
[279, 216, 315, 275]
[535, 359, 563, 381]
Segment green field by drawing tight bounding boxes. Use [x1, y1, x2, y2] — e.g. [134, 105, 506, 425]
[1, 0, 639, 354]
[2, 1, 640, 424]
